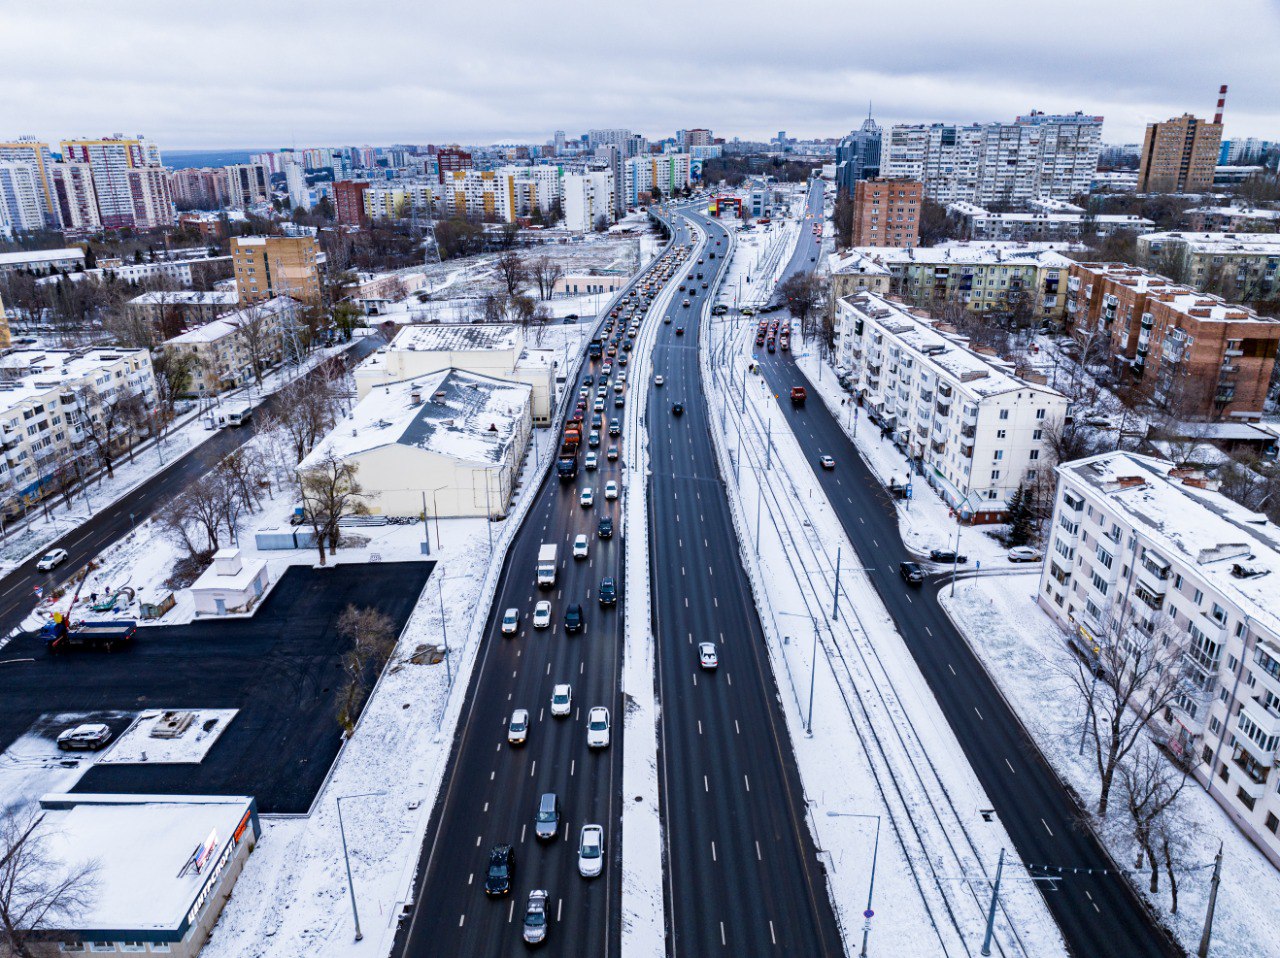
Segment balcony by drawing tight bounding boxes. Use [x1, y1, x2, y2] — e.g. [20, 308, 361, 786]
[937, 383, 953, 399]
[960, 443, 974, 459]
[867, 363, 881, 377]
[1141, 314, 1154, 329]
[1244, 696, 1280, 739]
[960, 424, 976, 440]
[931, 438, 947, 455]
[919, 390, 933, 404]
[1133, 581, 1165, 611]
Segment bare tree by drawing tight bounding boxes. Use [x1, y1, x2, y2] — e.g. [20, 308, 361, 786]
[236, 303, 279, 387]
[71, 385, 144, 480]
[219, 447, 269, 512]
[1040, 415, 1107, 470]
[298, 453, 368, 565]
[1066, 607, 1190, 817]
[0, 808, 98, 958]
[529, 255, 564, 301]
[334, 604, 397, 733]
[778, 273, 826, 336]
[273, 375, 341, 463]
[494, 250, 527, 297]
[832, 191, 854, 249]
[1117, 739, 1190, 896]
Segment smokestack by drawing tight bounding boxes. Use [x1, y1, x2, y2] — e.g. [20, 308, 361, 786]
[1214, 84, 1228, 125]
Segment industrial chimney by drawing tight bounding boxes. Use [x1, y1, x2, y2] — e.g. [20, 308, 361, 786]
[1214, 84, 1228, 125]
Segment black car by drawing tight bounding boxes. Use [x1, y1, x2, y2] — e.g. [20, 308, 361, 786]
[564, 603, 585, 633]
[599, 577, 617, 606]
[899, 561, 925, 585]
[484, 843, 516, 897]
[675, 326, 685, 336]
[929, 549, 969, 564]
[597, 516, 614, 538]
[672, 402, 684, 416]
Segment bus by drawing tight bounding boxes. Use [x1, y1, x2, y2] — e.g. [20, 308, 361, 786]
[228, 407, 253, 427]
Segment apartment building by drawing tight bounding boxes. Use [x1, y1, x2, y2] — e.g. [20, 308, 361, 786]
[0, 293, 11, 349]
[363, 181, 439, 222]
[0, 248, 85, 276]
[169, 167, 230, 209]
[0, 161, 45, 237]
[440, 169, 513, 222]
[0, 137, 60, 226]
[1066, 261, 1280, 419]
[163, 297, 298, 395]
[563, 170, 615, 232]
[1185, 205, 1280, 232]
[127, 290, 240, 342]
[0, 347, 156, 512]
[1136, 232, 1280, 302]
[1038, 451, 1280, 867]
[851, 177, 922, 247]
[435, 148, 472, 182]
[231, 235, 320, 305]
[882, 113, 1103, 205]
[334, 180, 371, 226]
[1137, 113, 1223, 194]
[50, 161, 101, 234]
[829, 242, 1073, 322]
[622, 153, 691, 205]
[835, 116, 882, 194]
[836, 291, 1067, 519]
[59, 135, 174, 230]
[948, 201, 1152, 243]
[225, 163, 271, 209]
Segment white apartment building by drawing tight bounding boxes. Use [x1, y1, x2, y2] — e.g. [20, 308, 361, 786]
[0, 347, 156, 511]
[59, 136, 173, 230]
[509, 166, 562, 218]
[364, 181, 440, 220]
[836, 291, 1067, 519]
[0, 161, 46, 237]
[1136, 232, 1280, 301]
[0, 137, 60, 227]
[622, 154, 691, 205]
[882, 113, 1103, 205]
[1038, 451, 1280, 867]
[563, 170, 615, 231]
[163, 296, 298, 395]
[50, 161, 101, 234]
[284, 163, 310, 211]
[948, 201, 1153, 243]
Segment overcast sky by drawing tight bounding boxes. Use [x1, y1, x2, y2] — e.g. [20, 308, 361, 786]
[5, 0, 1279, 151]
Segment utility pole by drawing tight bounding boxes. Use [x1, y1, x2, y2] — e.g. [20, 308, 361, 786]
[421, 491, 430, 556]
[981, 848, 1005, 957]
[806, 618, 819, 736]
[766, 418, 772, 470]
[1199, 842, 1223, 958]
[831, 546, 841, 622]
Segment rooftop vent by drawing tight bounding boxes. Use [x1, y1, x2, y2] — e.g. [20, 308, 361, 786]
[1230, 563, 1269, 580]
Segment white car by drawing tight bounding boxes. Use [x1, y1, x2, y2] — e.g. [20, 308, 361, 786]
[593, 397, 605, 412]
[550, 683, 572, 717]
[573, 534, 589, 559]
[654, 375, 664, 387]
[508, 708, 529, 746]
[580, 487, 594, 508]
[585, 452, 599, 471]
[604, 480, 619, 501]
[36, 548, 68, 572]
[501, 608, 520, 635]
[578, 824, 605, 878]
[533, 601, 552, 629]
[586, 707, 611, 749]
[698, 642, 719, 670]
[1008, 546, 1043, 563]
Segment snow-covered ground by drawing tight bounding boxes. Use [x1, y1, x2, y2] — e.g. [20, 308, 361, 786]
[98, 709, 237, 765]
[939, 576, 1280, 958]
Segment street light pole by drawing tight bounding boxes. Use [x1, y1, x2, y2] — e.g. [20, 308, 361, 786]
[336, 790, 385, 942]
[438, 574, 453, 687]
[806, 618, 819, 736]
[981, 848, 1006, 957]
[421, 491, 430, 556]
[831, 546, 841, 622]
[826, 811, 881, 957]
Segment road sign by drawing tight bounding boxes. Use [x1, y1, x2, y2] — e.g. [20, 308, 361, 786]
[864, 909, 874, 919]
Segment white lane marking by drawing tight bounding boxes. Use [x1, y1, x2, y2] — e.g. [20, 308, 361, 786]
[974, 707, 984, 721]
[1005, 758, 1016, 774]
[1042, 818, 1054, 837]
[711, 841, 717, 862]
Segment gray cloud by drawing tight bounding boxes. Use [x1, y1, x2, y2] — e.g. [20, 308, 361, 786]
[3, 0, 1278, 149]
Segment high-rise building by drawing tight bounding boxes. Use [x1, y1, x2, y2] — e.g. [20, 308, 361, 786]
[436, 149, 472, 184]
[169, 167, 229, 209]
[231, 235, 320, 305]
[0, 137, 60, 227]
[334, 180, 371, 227]
[50, 162, 101, 234]
[851, 177, 922, 248]
[835, 114, 882, 194]
[622, 154, 691, 205]
[284, 163, 310, 211]
[677, 129, 713, 150]
[1137, 114, 1223, 194]
[553, 131, 567, 156]
[0, 162, 46, 236]
[882, 113, 1103, 205]
[363, 182, 439, 222]
[563, 170, 615, 232]
[588, 129, 631, 152]
[225, 164, 271, 209]
[59, 135, 173, 230]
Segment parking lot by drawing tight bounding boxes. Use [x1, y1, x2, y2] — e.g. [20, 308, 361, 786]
[0, 561, 433, 814]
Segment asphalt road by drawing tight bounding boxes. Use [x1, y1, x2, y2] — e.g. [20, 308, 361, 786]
[0, 335, 384, 639]
[647, 207, 844, 955]
[752, 182, 1182, 958]
[393, 241, 686, 957]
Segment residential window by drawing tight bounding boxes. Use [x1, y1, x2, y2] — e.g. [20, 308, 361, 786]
[996, 429, 1007, 439]
[991, 470, 1001, 481]
[999, 409, 1009, 420]
[1096, 546, 1113, 569]
[1033, 428, 1043, 440]
[1036, 408, 1047, 420]
[1091, 572, 1110, 595]
[1193, 589, 1204, 605]
[1029, 450, 1040, 460]
[993, 450, 1004, 461]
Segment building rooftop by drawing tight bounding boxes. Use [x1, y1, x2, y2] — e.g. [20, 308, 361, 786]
[130, 290, 239, 307]
[0, 247, 85, 268]
[1140, 231, 1280, 254]
[831, 241, 1076, 276]
[1063, 451, 1280, 640]
[388, 323, 522, 354]
[0, 347, 150, 408]
[38, 793, 255, 936]
[164, 296, 297, 345]
[301, 367, 531, 469]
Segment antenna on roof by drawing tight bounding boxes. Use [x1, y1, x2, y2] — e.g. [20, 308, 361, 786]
[1214, 84, 1228, 125]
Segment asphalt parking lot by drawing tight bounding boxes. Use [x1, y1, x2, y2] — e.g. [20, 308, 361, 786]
[0, 561, 433, 814]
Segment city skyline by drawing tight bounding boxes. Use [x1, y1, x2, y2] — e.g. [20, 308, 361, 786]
[4, 0, 1280, 149]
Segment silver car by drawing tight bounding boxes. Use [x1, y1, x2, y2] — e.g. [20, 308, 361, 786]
[522, 888, 549, 945]
[586, 707, 610, 749]
[578, 824, 604, 878]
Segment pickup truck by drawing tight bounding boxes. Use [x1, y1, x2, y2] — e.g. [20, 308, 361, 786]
[790, 387, 807, 407]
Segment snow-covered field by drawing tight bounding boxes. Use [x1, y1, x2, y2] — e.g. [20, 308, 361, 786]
[701, 220, 1067, 957]
[98, 709, 237, 765]
[939, 576, 1280, 958]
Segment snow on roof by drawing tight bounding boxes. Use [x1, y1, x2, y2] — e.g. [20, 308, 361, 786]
[38, 793, 255, 935]
[164, 296, 297, 345]
[841, 291, 1065, 401]
[0, 247, 84, 268]
[1188, 204, 1280, 221]
[1140, 231, 1280, 254]
[1064, 451, 1280, 640]
[130, 290, 239, 306]
[0, 348, 149, 410]
[388, 323, 522, 354]
[831, 241, 1075, 275]
[302, 367, 531, 469]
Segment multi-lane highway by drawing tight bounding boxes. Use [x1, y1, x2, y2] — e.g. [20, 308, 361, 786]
[752, 182, 1181, 958]
[647, 207, 844, 955]
[394, 240, 690, 956]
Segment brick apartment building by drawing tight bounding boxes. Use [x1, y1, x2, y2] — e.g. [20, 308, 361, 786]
[435, 148, 473, 183]
[334, 180, 370, 227]
[1066, 262, 1280, 419]
[851, 177, 922, 247]
[231, 235, 320, 305]
[1137, 113, 1223, 194]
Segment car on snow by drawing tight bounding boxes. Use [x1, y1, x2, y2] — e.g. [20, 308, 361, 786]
[1007, 546, 1043, 563]
[929, 549, 968, 564]
[899, 561, 925, 585]
[56, 723, 113, 751]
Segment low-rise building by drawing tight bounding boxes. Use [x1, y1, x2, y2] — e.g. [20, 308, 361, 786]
[355, 323, 555, 425]
[344, 271, 426, 315]
[947, 201, 1153, 242]
[0, 247, 85, 276]
[1185, 205, 1280, 232]
[190, 547, 270, 616]
[828, 242, 1074, 323]
[1066, 262, 1280, 419]
[1038, 451, 1280, 868]
[1135, 232, 1280, 302]
[0, 347, 156, 513]
[163, 296, 298, 396]
[31, 792, 259, 956]
[127, 290, 240, 343]
[299, 367, 532, 519]
[554, 273, 627, 296]
[836, 291, 1068, 519]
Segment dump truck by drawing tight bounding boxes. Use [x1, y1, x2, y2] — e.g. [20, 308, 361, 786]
[537, 544, 558, 588]
[42, 618, 137, 654]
